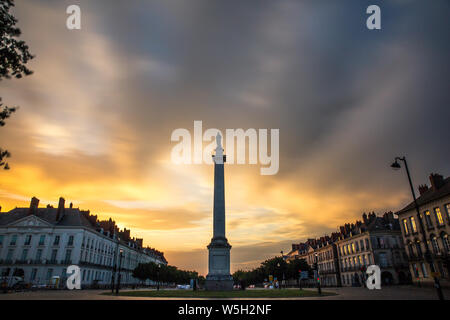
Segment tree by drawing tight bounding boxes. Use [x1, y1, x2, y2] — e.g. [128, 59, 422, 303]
[0, 0, 34, 169]
[132, 262, 199, 286]
[132, 263, 149, 284]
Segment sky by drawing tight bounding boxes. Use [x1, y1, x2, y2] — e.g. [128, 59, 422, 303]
[0, 0, 449, 275]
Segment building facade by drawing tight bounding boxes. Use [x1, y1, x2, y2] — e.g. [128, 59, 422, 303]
[395, 173, 450, 287]
[287, 212, 410, 287]
[0, 197, 167, 288]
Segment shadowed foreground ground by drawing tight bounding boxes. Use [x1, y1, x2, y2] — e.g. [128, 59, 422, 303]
[0, 286, 448, 300]
[102, 289, 333, 298]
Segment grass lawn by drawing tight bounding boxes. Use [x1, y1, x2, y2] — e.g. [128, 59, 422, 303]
[102, 288, 335, 298]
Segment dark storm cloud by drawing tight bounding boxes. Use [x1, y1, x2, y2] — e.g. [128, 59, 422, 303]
[3, 0, 449, 271]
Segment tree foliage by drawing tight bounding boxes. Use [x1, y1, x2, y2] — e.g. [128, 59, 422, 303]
[0, 0, 34, 169]
[132, 262, 199, 285]
[232, 257, 311, 287]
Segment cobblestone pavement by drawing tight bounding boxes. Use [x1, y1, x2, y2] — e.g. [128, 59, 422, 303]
[0, 286, 448, 300]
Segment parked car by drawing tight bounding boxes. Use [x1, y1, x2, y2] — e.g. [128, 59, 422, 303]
[176, 284, 190, 290]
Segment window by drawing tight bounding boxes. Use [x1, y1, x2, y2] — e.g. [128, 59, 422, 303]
[360, 240, 364, 251]
[39, 235, 45, 245]
[351, 243, 355, 254]
[431, 236, 440, 253]
[402, 219, 409, 235]
[424, 210, 433, 228]
[68, 235, 74, 246]
[31, 268, 38, 281]
[53, 235, 60, 246]
[10, 234, 17, 245]
[21, 249, 28, 261]
[35, 249, 42, 261]
[441, 233, 450, 252]
[355, 241, 359, 252]
[379, 253, 388, 267]
[408, 242, 414, 256]
[65, 249, 72, 262]
[50, 249, 58, 261]
[415, 241, 422, 256]
[24, 235, 32, 245]
[412, 264, 419, 278]
[434, 208, 444, 226]
[421, 263, 428, 278]
[0, 235, 3, 245]
[445, 204, 450, 220]
[358, 255, 363, 266]
[409, 217, 417, 233]
[46, 269, 53, 280]
[6, 249, 14, 261]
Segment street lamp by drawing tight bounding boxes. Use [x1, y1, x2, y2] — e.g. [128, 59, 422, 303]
[391, 156, 444, 300]
[280, 251, 286, 289]
[314, 252, 321, 295]
[115, 248, 124, 295]
[157, 264, 161, 291]
[276, 263, 281, 289]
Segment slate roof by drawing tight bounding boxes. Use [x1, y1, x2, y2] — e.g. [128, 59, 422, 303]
[395, 177, 450, 215]
[0, 207, 95, 229]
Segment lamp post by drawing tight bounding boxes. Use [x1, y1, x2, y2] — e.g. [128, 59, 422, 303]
[391, 156, 444, 300]
[280, 251, 286, 289]
[315, 252, 321, 295]
[115, 248, 123, 295]
[276, 263, 281, 289]
[157, 264, 161, 291]
[111, 234, 120, 294]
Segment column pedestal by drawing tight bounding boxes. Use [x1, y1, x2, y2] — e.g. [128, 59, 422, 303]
[205, 237, 233, 291]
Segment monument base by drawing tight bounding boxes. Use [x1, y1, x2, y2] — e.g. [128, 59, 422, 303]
[206, 237, 233, 291]
[205, 276, 234, 291]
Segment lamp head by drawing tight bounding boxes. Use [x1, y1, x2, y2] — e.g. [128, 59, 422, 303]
[391, 160, 401, 170]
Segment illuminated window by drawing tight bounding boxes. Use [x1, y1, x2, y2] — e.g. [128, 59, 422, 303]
[358, 255, 363, 266]
[403, 219, 409, 235]
[434, 208, 444, 226]
[445, 204, 450, 220]
[424, 211, 433, 228]
[351, 243, 355, 254]
[409, 217, 417, 233]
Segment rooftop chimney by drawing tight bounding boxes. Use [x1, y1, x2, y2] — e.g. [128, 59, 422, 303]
[429, 173, 444, 190]
[29, 197, 39, 215]
[418, 184, 429, 196]
[56, 197, 65, 221]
